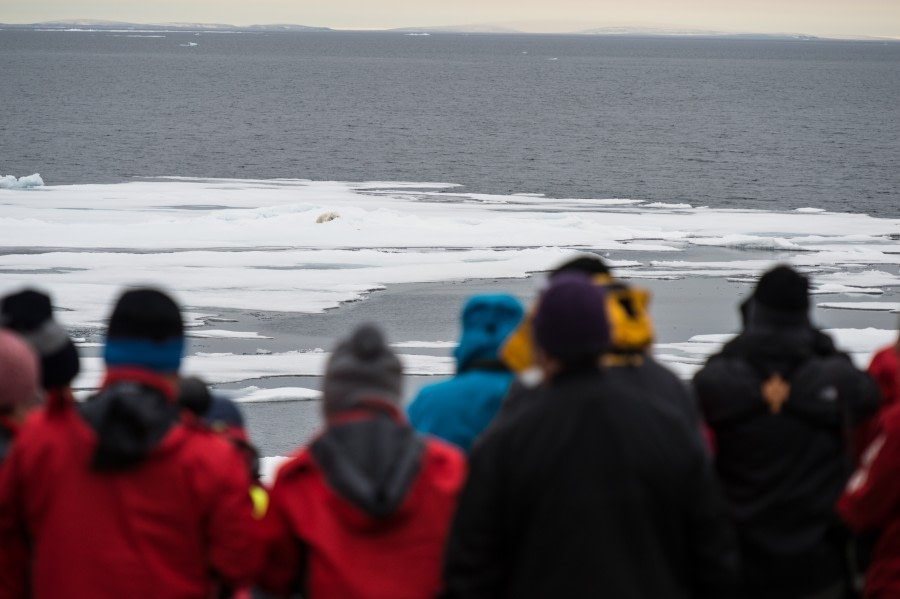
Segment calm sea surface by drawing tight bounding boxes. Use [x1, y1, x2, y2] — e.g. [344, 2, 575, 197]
[2, 30, 899, 215]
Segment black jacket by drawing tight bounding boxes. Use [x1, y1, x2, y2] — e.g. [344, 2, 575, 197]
[693, 301, 879, 598]
[443, 367, 738, 599]
[498, 355, 703, 433]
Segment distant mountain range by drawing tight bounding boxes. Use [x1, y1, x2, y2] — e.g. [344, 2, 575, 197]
[1, 20, 896, 41]
[0, 20, 331, 32]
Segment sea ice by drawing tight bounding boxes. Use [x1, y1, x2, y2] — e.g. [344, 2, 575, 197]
[0, 173, 43, 189]
[2, 178, 897, 388]
[72, 349, 456, 390]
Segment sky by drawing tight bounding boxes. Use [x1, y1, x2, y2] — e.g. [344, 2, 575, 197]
[1, 0, 899, 38]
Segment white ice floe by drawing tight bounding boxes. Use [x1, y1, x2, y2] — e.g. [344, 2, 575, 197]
[72, 350, 456, 390]
[819, 302, 900, 313]
[2, 177, 898, 384]
[644, 202, 693, 209]
[187, 330, 274, 339]
[0, 173, 43, 189]
[228, 386, 320, 402]
[390, 341, 457, 348]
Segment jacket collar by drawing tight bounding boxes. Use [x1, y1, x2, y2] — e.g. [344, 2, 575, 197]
[101, 367, 178, 403]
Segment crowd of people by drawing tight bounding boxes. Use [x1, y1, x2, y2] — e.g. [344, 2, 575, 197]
[1, 256, 899, 599]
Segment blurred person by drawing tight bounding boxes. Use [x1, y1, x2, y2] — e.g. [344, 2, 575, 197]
[179, 376, 268, 519]
[443, 273, 737, 598]
[694, 265, 879, 599]
[0, 288, 261, 599]
[838, 397, 900, 598]
[868, 325, 900, 410]
[855, 321, 900, 456]
[0, 330, 41, 465]
[498, 254, 703, 435]
[258, 324, 466, 599]
[0, 330, 41, 599]
[1, 288, 80, 411]
[837, 317, 900, 598]
[407, 294, 524, 451]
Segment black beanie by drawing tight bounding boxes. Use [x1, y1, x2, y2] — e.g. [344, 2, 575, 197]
[550, 254, 611, 278]
[1, 289, 80, 390]
[753, 265, 810, 313]
[107, 289, 184, 341]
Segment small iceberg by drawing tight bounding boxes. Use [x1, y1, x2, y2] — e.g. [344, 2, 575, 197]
[0, 173, 44, 189]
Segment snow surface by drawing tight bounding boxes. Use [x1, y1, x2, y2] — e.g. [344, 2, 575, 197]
[1, 178, 898, 330]
[2, 177, 898, 392]
[72, 350, 455, 390]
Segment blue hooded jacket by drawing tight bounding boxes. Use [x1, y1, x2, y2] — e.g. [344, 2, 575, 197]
[407, 294, 524, 452]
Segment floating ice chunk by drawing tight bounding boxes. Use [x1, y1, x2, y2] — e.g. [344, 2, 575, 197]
[186, 329, 274, 339]
[818, 302, 900, 313]
[0, 174, 43, 189]
[182, 312, 217, 327]
[645, 202, 693, 209]
[812, 284, 884, 295]
[391, 341, 457, 348]
[229, 386, 320, 402]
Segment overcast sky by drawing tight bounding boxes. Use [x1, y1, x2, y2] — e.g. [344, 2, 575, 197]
[2, 0, 899, 38]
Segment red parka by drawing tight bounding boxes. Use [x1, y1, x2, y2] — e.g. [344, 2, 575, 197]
[838, 401, 900, 598]
[258, 404, 467, 599]
[856, 343, 900, 456]
[0, 368, 262, 599]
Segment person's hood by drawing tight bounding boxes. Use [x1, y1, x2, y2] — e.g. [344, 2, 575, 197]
[311, 404, 424, 520]
[78, 367, 181, 471]
[454, 294, 524, 372]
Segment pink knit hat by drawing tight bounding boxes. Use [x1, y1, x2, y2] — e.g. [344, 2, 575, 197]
[0, 329, 41, 411]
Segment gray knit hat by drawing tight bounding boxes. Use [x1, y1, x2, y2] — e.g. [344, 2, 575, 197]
[322, 324, 403, 415]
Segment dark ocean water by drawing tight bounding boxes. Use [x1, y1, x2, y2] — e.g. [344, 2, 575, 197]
[2, 30, 899, 215]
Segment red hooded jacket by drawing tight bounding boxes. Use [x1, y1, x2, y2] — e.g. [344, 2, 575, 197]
[838, 401, 900, 598]
[0, 368, 262, 599]
[258, 404, 466, 599]
[856, 343, 900, 457]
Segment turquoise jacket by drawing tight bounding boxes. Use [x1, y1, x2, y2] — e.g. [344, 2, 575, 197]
[407, 294, 524, 452]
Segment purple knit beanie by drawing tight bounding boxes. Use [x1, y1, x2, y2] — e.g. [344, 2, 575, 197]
[0, 330, 41, 412]
[533, 272, 610, 359]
